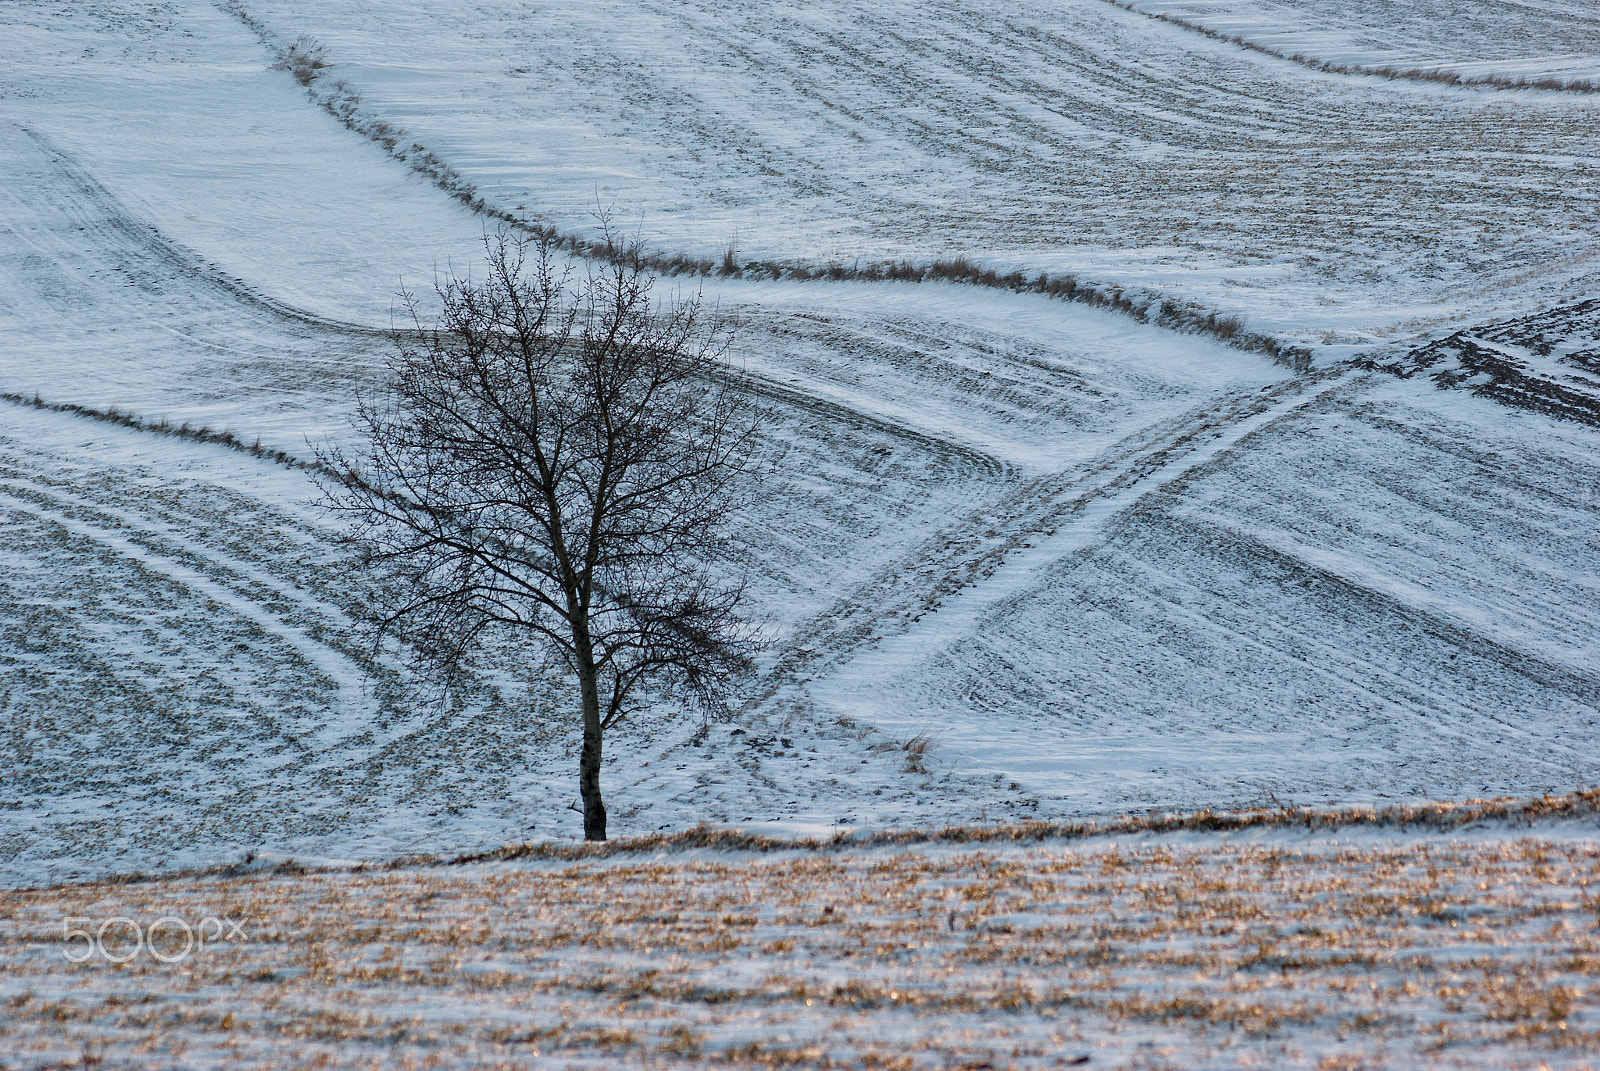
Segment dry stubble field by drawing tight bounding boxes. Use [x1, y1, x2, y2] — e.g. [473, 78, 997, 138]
[2, 804, 1599, 1070]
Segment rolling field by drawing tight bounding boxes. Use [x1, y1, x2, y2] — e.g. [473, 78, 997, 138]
[212, 0, 1600, 346]
[0, 0, 1597, 973]
[4, 0, 1600, 1064]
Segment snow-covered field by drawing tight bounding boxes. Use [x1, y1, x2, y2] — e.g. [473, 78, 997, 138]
[212, 0, 1600, 348]
[1119, 0, 1600, 88]
[2, 0, 1599, 904]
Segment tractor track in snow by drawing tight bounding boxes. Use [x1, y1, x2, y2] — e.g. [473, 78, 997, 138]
[0, 476, 379, 753]
[9, 124, 392, 347]
[756, 365, 1361, 713]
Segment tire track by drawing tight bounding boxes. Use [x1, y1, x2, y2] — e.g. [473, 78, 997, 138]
[8, 125, 389, 345]
[0, 481, 379, 752]
[756, 366, 1358, 713]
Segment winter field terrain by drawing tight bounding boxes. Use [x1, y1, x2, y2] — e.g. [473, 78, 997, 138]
[217, 0, 1600, 346]
[1, 0, 1600, 1063]
[3, 803, 1600, 1069]
[1118, 0, 1600, 90]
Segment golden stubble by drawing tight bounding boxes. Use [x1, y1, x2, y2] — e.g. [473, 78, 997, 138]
[1, 838, 1596, 1068]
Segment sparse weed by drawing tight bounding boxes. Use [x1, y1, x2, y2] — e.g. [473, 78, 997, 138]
[899, 731, 935, 774]
[275, 35, 330, 86]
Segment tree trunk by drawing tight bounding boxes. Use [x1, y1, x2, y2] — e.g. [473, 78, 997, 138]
[576, 648, 607, 841]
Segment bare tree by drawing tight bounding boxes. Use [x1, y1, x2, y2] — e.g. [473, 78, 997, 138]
[317, 230, 762, 840]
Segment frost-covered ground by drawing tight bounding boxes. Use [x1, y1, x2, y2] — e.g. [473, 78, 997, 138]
[212, 0, 1600, 347]
[1119, 0, 1600, 87]
[1, 0, 1599, 893]
[3, 817, 1600, 1069]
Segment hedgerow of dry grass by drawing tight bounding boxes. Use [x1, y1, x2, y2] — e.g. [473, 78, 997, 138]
[452, 789, 1600, 868]
[220, 4, 1312, 372]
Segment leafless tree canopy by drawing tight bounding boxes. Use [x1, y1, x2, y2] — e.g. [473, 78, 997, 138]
[317, 230, 763, 840]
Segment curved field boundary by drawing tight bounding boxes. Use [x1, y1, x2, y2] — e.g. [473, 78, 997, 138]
[0, 391, 309, 469]
[2, 354, 1008, 487]
[1106, 0, 1600, 94]
[4, 131, 1016, 480]
[217, 2, 1312, 371]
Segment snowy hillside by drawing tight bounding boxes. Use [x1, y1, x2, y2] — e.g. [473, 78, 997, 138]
[2, 0, 1599, 885]
[1119, 0, 1600, 88]
[220, 0, 1600, 347]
